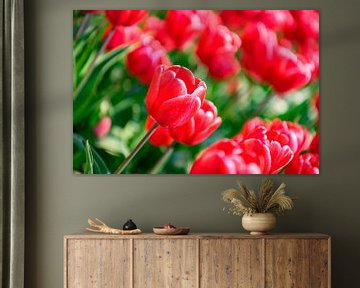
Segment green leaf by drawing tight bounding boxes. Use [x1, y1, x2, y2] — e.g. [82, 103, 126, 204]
[73, 133, 111, 174]
[84, 140, 94, 174]
[73, 47, 129, 125]
[96, 136, 130, 157]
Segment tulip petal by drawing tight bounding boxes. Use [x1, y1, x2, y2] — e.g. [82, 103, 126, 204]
[268, 141, 293, 174]
[239, 139, 272, 174]
[190, 117, 221, 145]
[145, 65, 164, 112]
[191, 81, 207, 103]
[170, 65, 196, 92]
[155, 95, 202, 128]
[169, 118, 195, 144]
[158, 76, 188, 103]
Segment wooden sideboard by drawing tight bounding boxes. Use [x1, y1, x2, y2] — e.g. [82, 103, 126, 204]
[64, 233, 330, 288]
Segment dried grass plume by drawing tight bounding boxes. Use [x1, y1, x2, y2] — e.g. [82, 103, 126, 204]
[222, 179, 294, 216]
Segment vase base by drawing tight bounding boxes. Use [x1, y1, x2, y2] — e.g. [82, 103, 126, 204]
[250, 231, 266, 235]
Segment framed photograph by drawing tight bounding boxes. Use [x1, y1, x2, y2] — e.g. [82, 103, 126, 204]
[73, 10, 320, 175]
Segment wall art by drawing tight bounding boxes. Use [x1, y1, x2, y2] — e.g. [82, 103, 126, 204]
[73, 10, 319, 174]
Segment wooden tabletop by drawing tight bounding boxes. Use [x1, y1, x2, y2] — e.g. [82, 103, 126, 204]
[65, 232, 330, 240]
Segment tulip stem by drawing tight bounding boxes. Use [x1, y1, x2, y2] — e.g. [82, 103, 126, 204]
[97, 26, 116, 58]
[115, 123, 160, 174]
[247, 87, 274, 119]
[222, 85, 253, 117]
[150, 144, 175, 174]
[252, 93, 274, 117]
[75, 13, 90, 40]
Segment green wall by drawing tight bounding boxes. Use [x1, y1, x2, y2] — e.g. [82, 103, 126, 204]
[25, 0, 360, 287]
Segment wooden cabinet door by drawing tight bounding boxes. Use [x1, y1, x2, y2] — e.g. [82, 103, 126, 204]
[266, 239, 309, 288]
[66, 239, 131, 288]
[133, 239, 198, 288]
[265, 238, 330, 288]
[200, 239, 264, 288]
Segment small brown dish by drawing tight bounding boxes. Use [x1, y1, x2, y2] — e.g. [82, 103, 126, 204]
[153, 227, 190, 235]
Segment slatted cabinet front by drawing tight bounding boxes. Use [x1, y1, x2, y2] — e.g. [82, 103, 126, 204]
[64, 234, 330, 288]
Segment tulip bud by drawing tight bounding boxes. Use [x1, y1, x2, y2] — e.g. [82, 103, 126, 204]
[145, 65, 206, 129]
[196, 25, 241, 80]
[126, 37, 170, 84]
[93, 117, 112, 138]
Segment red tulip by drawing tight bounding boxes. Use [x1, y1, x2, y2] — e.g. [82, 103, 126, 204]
[169, 100, 221, 145]
[220, 10, 293, 32]
[260, 10, 294, 31]
[269, 46, 312, 93]
[164, 10, 206, 49]
[145, 65, 207, 129]
[241, 23, 278, 82]
[285, 153, 319, 174]
[126, 37, 171, 84]
[219, 10, 263, 30]
[234, 125, 293, 174]
[267, 119, 313, 155]
[143, 16, 174, 50]
[105, 10, 148, 27]
[237, 118, 312, 155]
[196, 25, 241, 79]
[190, 139, 263, 174]
[189, 124, 298, 174]
[241, 23, 312, 93]
[232, 117, 317, 173]
[285, 10, 319, 44]
[104, 25, 142, 51]
[145, 117, 174, 147]
[145, 11, 219, 51]
[93, 117, 111, 138]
